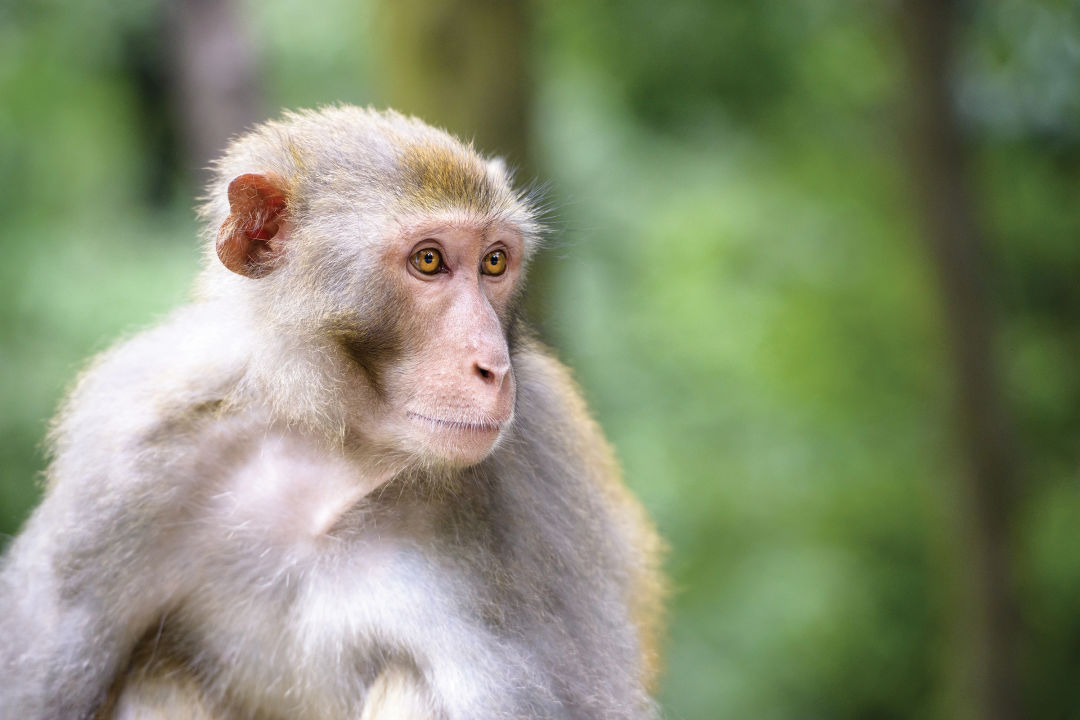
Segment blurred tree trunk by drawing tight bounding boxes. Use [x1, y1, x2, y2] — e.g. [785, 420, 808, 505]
[166, 0, 263, 189]
[897, 2, 1022, 720]
[373, 0, 552, 333]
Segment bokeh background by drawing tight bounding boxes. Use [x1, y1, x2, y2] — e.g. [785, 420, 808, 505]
[1, 1, 1078, 718]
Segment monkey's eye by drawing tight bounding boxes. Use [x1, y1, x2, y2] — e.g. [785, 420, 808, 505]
[481, 249, 507, 276]
[411, 248, 444, 274]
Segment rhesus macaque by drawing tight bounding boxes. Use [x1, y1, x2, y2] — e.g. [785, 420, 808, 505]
[0, 106, 663, 720]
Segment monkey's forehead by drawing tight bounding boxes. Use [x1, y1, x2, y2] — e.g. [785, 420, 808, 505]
[395, 141, 503, 215]
[211, 106, 537, 230]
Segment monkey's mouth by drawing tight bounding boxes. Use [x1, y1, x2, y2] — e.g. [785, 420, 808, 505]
[406, 411, 504, 434]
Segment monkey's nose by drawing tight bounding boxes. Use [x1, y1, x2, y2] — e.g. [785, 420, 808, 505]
[474, 359, 510, 387]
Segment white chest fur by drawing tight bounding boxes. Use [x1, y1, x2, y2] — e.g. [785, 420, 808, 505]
[211, 432, 382, 545]
[173, 432, 532, 718]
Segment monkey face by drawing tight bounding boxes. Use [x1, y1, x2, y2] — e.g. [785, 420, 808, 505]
[297, 213, 525, 470]
[370, 219, 522, 468]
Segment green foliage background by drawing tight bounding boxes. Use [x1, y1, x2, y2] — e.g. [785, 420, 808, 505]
[1, 1, 1078, 718]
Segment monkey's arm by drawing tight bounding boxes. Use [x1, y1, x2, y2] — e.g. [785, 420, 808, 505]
[0, 498, 177, 718]
[0, 310, 238, 719]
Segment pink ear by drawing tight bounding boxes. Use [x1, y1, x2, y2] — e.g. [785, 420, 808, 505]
[216, 173, 288, 278]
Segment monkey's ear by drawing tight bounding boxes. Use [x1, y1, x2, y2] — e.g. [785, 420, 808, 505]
[216, 173, 289, 278]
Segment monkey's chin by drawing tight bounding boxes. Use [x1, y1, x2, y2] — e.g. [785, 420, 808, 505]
[405, 411, 508, 467]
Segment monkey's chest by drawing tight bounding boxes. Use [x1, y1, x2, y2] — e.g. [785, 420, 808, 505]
[169, 516, 477, 718]
[171, 460, 521, 717]
[132, 432, 567, 719]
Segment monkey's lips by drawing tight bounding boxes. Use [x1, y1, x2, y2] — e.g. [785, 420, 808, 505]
[404, 410, 510, 464]
[406, 411, 505, 436]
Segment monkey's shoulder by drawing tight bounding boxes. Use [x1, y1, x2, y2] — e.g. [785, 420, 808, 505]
[506, 343, 665, 685]
[46, 302, 252, 490]
[509, 344, 629, 501]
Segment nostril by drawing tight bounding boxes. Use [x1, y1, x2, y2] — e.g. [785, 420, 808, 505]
[475, 361, 505, 384]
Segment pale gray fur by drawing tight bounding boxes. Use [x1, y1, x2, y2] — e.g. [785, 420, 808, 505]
[0, 106, 657, 720]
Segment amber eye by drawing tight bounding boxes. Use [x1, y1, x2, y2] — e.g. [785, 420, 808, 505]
[481, 249, 507, 276]
[411, 247, 443, 274]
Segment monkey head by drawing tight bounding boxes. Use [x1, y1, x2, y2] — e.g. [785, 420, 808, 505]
[199, 107, 542, 469]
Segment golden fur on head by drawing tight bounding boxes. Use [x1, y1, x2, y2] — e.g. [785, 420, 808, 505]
[398, 139, 501, 213]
